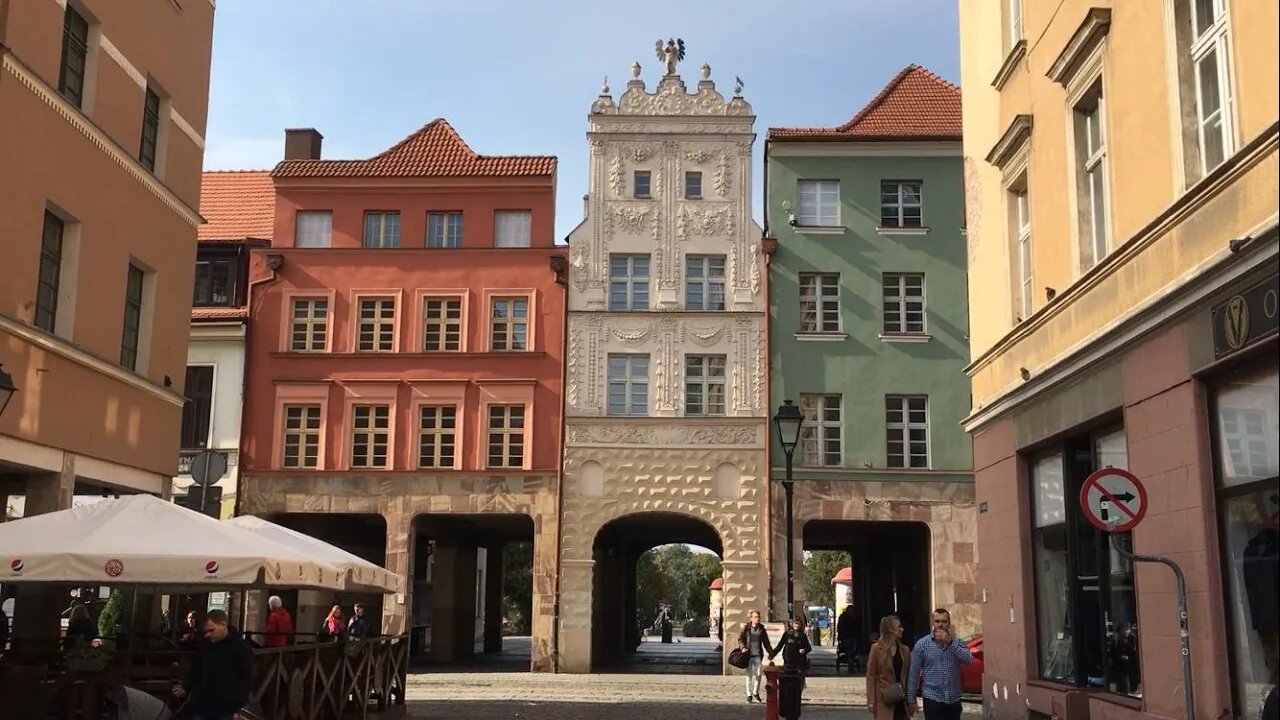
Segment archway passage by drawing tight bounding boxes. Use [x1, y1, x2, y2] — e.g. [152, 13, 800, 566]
[591, 512, 724, 674]
[411, 513, 534, 672]
[803, 520, 932, 676]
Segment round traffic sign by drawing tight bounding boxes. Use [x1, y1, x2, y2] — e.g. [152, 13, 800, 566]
[1080, 467, 1148, 532]
[189, 450, 228, 486]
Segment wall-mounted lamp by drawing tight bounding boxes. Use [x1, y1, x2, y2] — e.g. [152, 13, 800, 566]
[1044, 287, 1057, 301]
[0, 362, 17, 418]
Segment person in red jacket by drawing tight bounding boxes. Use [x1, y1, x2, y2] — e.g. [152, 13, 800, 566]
[264, 595, 293, 647]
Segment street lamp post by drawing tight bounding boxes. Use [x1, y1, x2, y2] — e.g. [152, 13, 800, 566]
[0, 362, 17, 419]
[773, 399, 804, 620]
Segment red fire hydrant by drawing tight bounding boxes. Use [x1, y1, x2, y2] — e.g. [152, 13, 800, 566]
[763, 664, 780, 720]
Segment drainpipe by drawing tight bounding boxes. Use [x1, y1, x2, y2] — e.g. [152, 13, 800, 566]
[761, 139, 775, 622]
[231, 246, 282, 520]
[550, 250, 570, 673]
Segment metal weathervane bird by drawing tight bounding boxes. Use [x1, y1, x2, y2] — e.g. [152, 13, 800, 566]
[655, 38, 686, 76]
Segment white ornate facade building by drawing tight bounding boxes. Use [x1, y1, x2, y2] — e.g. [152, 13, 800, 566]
[558, 45, 769, 673]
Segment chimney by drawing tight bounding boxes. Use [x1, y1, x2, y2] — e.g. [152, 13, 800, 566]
[582, 194, 590, 218]
[284, 128, 323, 161]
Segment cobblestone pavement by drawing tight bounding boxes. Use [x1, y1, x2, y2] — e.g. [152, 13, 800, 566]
[405, 671, 984, 719]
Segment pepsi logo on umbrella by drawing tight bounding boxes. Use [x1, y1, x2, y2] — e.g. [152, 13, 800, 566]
[9, 558, 23, 574]
[205, 560, 219, 576]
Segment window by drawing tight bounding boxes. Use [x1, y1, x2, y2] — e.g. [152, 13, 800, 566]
[350, 404, 390, 469]
[495, 211, 532, 248]
[363, 212, 401, 248]
[880, 181, 924, 229]
[281, 405, 322, 469]
[685, 255, 725, 310]
[423, 297, 462, 352]
[193, 258, 235, 307]
[427, 212, 463, 248]
[607, 355, 649, 416]
[1005, 0, 1023, 50]
[685, 355, 726, 416]
[295, 211, 332, 248]
[289, 298, 329, 352]
[1211, 367, 1279, 720]
[486, 405, 525, 468]
[685, 172, 703, 199]
[609, 254, 650, 311]
[886, 396, 929, 468]
[139, 86, 161, 172]
[634, 171, 652, 198]
[180, 366, 214, 449]
[799, 394, 842, 467]
[1189, 0, 1234, 173]
[1032, 428, 1141, 697]
[1012, 187, 1034, 320]
[799, 273, 840, 334]
[797, 180, 839, 227]
[35, 211, 65, 333]
[356, 297, 396, 352]
[120, 264, 144, 370]
[418, 405, 457, 469]
[490, 297, 529, 351]
[58, 5, 89, 108]
[883, 273, 926, 334]
[1074, 84, 1109, 270]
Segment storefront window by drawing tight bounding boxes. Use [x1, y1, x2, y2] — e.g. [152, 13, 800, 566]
[1030, 427, 1141, 696]
[1214, 367, 1279, 720]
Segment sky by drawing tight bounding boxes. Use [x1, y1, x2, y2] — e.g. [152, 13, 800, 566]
[203, 1, 961, 241]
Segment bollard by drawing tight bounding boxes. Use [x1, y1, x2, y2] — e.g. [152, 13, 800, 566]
[763, 664, 780, 720]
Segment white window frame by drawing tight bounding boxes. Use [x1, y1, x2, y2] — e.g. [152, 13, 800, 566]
[799, 394, 842, 467]
[282, 404, 322, 469]
[685, 255, 725, 310]
[799, 273, 841, 333]
[363, 212, 401, 248]
[882, 273, 926, 335]
[1189, 0, 1234, 175]
[427, 211, 463, 248]
[295, 211, 332, 248]
[880, 180, 924, 229]
[609, 254, 650, 311]
[490, 297, 529, 351]
[418, 404, 458, 469]
[1006, 0, 1024, 51]
[289, 297, 329, 352]
[684, 355, 726, 417]
[349, 404, 391, 469]
[1014, 187, 1034, 320]
[423, 297, 463, 352]
[1074, 84, 1110, 271]
[356, 296, 396, 352]
[485, 404, 526, 469]
[797, 180, 840, 227]
[607, 354, 649, 416]
[495, 210, 532, 248]
[886, 395, 930, 469]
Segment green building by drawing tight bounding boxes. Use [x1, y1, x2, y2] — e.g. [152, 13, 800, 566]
[764, 66, 978, 640]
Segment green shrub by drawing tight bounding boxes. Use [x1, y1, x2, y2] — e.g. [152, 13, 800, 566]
[96, 589, 123, 643]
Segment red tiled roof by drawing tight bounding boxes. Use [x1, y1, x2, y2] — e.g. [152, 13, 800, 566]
[198, 171, 275, 242]
[191, 306, 249, 322]
[272, 119, 557, 179]
[769, 65, 961, 142]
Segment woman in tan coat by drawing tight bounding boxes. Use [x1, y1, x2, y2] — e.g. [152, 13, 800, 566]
[866, 615, 912, 720]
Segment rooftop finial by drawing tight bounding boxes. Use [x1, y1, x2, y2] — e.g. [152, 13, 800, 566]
[701, 63, 711, 81]
[631, 61, 642, 80]
[654, 38, 686, 76]
[601, 76, 610, 95]
[734, 75, 744, 96]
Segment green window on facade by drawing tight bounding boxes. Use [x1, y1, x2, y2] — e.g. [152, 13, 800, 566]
[879, 180, 923, 228]
[799, 273, 840, 333]
[885, 395, 929, 468]
[883, 273, 926, 335]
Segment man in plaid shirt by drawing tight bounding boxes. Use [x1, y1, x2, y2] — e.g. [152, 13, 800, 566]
[907, 608, 973, 720]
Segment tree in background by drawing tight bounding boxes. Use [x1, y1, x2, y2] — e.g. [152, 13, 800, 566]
[635, 544, 722, 629]
[97, 588, 123, 643]
[501, 542, 533, 634]
[803, 550, 849, 610]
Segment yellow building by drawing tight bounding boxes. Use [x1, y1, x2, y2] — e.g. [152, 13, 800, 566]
[959, 3, 1278, 720]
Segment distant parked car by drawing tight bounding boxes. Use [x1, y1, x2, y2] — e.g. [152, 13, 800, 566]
[959, 634, 984, 696]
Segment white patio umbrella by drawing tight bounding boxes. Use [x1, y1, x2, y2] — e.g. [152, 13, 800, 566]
[0, 494, 345, 591]
[225, 515, 403, 594]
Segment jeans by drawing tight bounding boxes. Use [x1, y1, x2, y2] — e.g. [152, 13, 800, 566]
[745, 657, 763, 696]
[923, 698, 963, 720]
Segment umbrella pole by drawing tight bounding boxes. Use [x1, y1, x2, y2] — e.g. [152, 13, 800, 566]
[126, 585, 138, 665]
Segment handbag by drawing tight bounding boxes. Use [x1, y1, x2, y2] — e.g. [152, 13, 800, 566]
[729, 647, 751, 669]
[880, 644, 906, 706]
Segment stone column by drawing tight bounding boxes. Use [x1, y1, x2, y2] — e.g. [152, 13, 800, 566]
[430, 543, 477, 663]
[529, 501, 558, 671]
[11, 462, 76, 649]
[381, 511, 413, 636]
[483, 545, 503, 653]
[556, 558, 594, 672]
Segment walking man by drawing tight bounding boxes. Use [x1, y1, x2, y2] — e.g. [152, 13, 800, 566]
[173, 609, 254, 720]
[907, 608, 972, 720]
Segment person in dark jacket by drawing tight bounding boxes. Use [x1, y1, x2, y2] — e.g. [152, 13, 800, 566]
[770, 616, 812, 720]
[737, 610, 774, 703]
[64, 604, 98, 648]
[173, 609, 254, 720]
[347, 602, 369, 639]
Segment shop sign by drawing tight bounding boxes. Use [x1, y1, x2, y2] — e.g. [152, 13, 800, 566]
[1212, 273, 1279, 359]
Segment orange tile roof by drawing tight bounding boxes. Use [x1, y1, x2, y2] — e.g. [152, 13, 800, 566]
[769, 65, 961, 142]
[198, 171, 275, 242]
[272, 119, 557, 179]
[191, 306, 249, 322]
